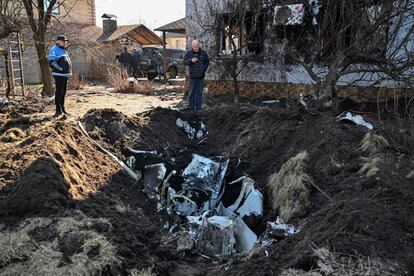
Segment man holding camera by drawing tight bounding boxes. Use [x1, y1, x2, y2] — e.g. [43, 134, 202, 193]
[184, 40, 210, 110]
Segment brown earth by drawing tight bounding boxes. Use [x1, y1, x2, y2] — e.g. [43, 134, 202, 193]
[0, 95, 413, 275]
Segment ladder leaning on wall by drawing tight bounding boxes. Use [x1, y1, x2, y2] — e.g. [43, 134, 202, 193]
[6, 32, 25, 98]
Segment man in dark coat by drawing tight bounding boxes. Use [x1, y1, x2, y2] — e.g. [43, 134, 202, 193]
[119, 46, 132, 76]
[183, 40, 210, 110]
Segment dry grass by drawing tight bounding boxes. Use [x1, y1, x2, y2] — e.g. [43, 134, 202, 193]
[129, 268, 156, 276]
[0, 212, 120, 275]
[312, 247, 401, 276]
[267, 151, 313, 222]
[106, 66, 153, 94]
[359, 133, 390, 155]
[358, 133, 389, 177]
[0, 127, 25, 143]
[280, 269, 321, 276]
[68, 73, 85, 90]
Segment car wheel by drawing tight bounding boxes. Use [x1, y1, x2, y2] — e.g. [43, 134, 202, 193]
[168, 66, 178, 79]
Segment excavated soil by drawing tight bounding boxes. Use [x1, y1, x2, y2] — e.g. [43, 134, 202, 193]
[0, 102, 413, 275]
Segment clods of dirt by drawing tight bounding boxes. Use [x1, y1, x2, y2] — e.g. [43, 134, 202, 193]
[0, 105, 413, 275]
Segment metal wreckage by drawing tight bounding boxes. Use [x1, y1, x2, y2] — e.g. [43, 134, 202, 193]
[126, 117, 298, 258]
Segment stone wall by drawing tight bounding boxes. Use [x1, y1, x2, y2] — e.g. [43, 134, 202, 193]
[205, 80, 412, 102]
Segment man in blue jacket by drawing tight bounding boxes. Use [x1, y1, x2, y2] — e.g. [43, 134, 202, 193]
[184, 40, 210, 110]
[48, 35, 72, 116]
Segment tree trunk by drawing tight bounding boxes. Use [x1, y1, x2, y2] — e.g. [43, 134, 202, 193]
[34, 39, 54, 97]
[233, 74, 239, 104]
[231, 62, 240, 104]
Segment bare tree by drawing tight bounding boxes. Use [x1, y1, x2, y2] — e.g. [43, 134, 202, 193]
[0, 0, 23, 39]
[281, 0, 414, 105]
[191, 0, 264, 104]
[21, 0, 78, 97]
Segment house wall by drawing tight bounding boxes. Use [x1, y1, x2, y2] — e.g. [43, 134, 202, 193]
[186, 0, 414, 100]
[23, 45, 93, 84]
[19, 0, 96, 84]
[60, 0, 96, 26]
[166, 37, 187, 50]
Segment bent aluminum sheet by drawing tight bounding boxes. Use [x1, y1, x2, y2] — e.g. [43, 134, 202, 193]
[337, 112, 374, 130]
[226, 176, 263, 218]
[144, 163, 167, 198]
[182, 154, 229, 199]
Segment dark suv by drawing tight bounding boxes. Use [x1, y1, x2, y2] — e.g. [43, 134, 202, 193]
[138, 47, 186, 80]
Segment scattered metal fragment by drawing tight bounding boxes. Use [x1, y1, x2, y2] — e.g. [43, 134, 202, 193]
[226, 176, 263, 218]
[262, 100, 280, 104]
[337, 112, 374, 130]
[197, 215, 236, 257]
[267, 217, 297, 238]
[126, 156, 136, 170]
[176, 118, 208, 140]
[128, 148, 158, 155]
[0, 97, 9, 107]
[143, 164, 166, 199]
[182, 154, 229, 200]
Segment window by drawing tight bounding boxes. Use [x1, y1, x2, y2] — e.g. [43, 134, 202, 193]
[44, 0, 60, 14]
[218, 12, 265, 56]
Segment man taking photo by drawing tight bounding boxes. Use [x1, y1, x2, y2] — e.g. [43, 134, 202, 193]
[184, 40, 210, 110]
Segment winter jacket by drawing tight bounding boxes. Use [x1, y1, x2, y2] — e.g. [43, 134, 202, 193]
[131, 50, 141, 67]
[48, 44, 72, 78]
[119, 50, 132, 66]
[184, 48, 209, 79]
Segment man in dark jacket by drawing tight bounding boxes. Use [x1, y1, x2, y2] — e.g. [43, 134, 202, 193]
[119, 46, 132, 76]
[131, 48, 142, 79]
[153, 50, 164, 81]
[184, 40, 210, 110]
[48, 35, 72, 116]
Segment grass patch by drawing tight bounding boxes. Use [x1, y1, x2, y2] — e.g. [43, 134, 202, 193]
[281, 247, 402, 275]
[358, 133, 389, 178]
[267, 151, 313, 222]
[106, 66, 152, 94]
[313, 247, 401, 275]
[130, 268, 156, 276]
[0, 212, 120, 275]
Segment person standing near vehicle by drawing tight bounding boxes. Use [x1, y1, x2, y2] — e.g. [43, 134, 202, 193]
[153, 50, 164, 81]
[48, 35, 72, 116]
[184, 40, 209, 110]
[131, 48, 142, 79]
[119, 46, 133, 76]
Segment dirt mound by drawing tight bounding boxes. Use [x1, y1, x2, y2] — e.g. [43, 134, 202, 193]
[82, 108, 139, 145]
[0, 120, 122, 220]
[1, 105, 413, 275]
[1, 157, 72, 217]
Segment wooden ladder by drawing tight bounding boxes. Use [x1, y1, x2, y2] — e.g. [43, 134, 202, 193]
[6, 32, 25, 98]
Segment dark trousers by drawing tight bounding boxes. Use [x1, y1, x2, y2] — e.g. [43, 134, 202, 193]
[156, 65, 164, 79]
[132, 65, 140, 79]
[54, 76, 68, 113]
[188, 78, 204, 109]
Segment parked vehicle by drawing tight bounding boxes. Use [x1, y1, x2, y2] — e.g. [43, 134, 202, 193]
[138, 47, 185, 80]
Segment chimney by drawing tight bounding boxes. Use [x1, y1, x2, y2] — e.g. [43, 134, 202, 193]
[102, 14, 118, 34]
